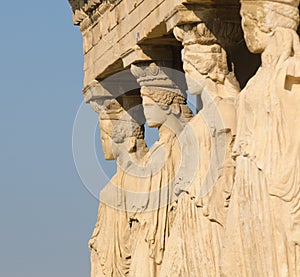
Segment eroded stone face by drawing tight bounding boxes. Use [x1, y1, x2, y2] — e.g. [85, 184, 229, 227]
[68, 0, 300, 276]
[240, 5, 268, 53]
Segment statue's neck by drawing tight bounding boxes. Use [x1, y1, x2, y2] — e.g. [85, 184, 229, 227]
[261, 46, 280, 68]
[134, 139, 148, 161]
[158, 119, 184, 140]
[115, 139, 148, 168]
[261, 29, 293, 68]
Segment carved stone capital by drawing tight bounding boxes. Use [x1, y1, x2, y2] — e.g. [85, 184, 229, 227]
[83, 80, 113, 103]
[173, 22, 242, 89]
[174, 21, 242, 48]
[83, 69, 140, 103]
[131, 62, 189, 96]
[87, 83, 143, 120]
[131, 62, 179, 89]
[174, 23, 218, 45]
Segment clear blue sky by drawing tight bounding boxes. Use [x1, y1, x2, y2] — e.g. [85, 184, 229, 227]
[0, 1, 101, 276]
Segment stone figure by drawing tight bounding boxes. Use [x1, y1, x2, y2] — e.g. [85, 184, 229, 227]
[89, 97, 148, 277]
[160, 22, 240, 276]
[130, 62, 193, 277]
[221, 0, 300, 276]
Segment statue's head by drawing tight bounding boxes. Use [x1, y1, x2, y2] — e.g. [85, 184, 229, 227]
[131, 62, 193, 129]
[99, 98, 145, 160]
[141, 87, 193, 128]
[240, 0, 299, 53]
[174, 23, 232, 94]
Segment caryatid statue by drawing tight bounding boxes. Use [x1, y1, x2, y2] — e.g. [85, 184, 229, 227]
[129, 62, 193, 277]
[221, 0, 300, 276]
[160, 22, 241, 276]
[89, 96, 148, 277]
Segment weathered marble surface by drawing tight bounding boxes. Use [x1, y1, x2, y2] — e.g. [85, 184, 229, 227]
[68, 0, 300, 276]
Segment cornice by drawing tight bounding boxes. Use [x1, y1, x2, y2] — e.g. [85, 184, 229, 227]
[68, 0, 120, 26]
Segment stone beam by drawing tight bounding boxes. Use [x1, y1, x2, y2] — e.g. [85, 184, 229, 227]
[68, 0, 240, 90]
[165, 3, 240, 32]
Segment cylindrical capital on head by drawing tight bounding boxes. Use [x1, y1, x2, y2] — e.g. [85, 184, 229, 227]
[241, 0, 300, 31]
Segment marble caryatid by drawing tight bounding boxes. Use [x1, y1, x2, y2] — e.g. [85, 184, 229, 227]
[160, 22, 240, 276]
[130, 62, 193, 276]
[221, 0, 300, 276]
[89, 96, 148, 277]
